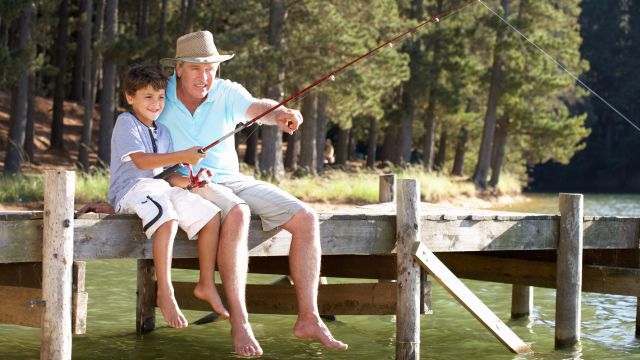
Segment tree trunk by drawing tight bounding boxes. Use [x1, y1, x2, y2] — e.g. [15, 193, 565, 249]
[158, 0, 168, 59]
[4, 2, 34, 175]
[451, 126, 468, 176]
[138, 0, 149, 39]
[298, 93, 317, 174]
[23, 71, 36, 162]
[366, 116, 378, 168]
[183, 0, 196, 33]
[380, 123, 398, 163]
[51, 0, 69, 150]
[91, 0, 104, 104]
[472, 0, 509, 189]
[315, 92, 327, 174]
[284, 131, 300, 171]
[488, 117, 508, 189]
[335, 127, 349, 166]
[259, 0, 286, 181]
[434, 128, 447, 171]
[98, 0, 118, 167]
[243, 126, 259, 166]
[348, 126, 356, 161]
[70, 0, 85, 103]
[422, 96, 436, 170]
[78, 0, 93, 171]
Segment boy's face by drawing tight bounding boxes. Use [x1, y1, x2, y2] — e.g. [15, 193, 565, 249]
[125, 85, 166, 126]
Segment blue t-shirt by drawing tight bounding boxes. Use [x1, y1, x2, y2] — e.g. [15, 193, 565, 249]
[156, 75, 254, 183]
[108, 112, 173, 207]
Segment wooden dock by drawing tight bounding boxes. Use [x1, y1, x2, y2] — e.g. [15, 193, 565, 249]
[2, 170, 640, 359]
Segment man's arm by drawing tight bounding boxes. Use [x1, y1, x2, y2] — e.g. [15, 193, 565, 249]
[129, 146, 205, 170]
[246, 99, 304, 135]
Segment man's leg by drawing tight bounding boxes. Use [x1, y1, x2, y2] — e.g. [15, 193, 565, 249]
[193, 213, 229, 319]
[281, 207, 348, 350]
[153, 220, 189, 328]
[216, 204, 263, 357]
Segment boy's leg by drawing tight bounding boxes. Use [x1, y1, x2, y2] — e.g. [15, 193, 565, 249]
[152, 220, 188, 328]
[193, 213, 229, 318]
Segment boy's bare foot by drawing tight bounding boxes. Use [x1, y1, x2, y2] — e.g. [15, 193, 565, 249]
[157, 292, 188, 328]
[231, 321, 263, 357]
[193, 283, 230, 319]
[294, 315, 348, 350]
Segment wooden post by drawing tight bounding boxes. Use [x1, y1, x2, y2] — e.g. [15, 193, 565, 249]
[136, 259, 156, 334]
[379, 174, 396, 203]
[555, 193, 583, 349]
[41, 170, 75, 360]
[511, 285, 533, 319]
[396, 179, 420, 360]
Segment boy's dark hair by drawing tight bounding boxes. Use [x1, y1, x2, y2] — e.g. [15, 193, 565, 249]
[123, 64, 168, 96]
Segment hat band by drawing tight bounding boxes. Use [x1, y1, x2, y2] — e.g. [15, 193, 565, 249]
[176, 51, 220, 58]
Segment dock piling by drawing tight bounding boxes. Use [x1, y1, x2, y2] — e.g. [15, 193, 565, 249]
[511, 285, 533, 319]
[555, 193, 584, 349]
[41, 170, 75, 360]
[379, 174, 396, 203]
[136, 259, 157, 334]
[396, 179, 421, 360]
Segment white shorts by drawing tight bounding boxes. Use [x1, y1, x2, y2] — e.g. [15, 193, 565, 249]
[117, 178, 220, 240]
[192, 177, 305, 231]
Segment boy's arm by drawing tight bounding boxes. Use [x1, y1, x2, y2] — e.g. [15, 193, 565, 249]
[129, 146, 205, 170]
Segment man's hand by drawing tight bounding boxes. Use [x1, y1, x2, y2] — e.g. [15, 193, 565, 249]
[274, 107, 303, 135]
[180, 146, 206, 165]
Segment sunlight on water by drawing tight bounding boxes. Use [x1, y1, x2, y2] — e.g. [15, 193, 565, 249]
[2, 194, 640, 359]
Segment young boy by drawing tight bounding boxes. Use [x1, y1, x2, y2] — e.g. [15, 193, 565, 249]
[109, 64, 228, 328]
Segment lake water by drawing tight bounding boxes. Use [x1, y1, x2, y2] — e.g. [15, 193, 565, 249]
[2, 193, 640, 359]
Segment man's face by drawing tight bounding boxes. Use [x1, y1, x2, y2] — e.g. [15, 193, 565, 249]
[176, 62, 219, 101]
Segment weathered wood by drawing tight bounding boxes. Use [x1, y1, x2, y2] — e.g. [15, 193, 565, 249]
[136, 259, 156, 334]
[555, 193, 583, 349]
[438, 253, 640, 297]
[379, 174, 396, 203]
[41, 170, 75, 360]
[396, 179, 421, 360]
[0, 285, 42, 327]
[174, 255, 398, 280]
[413, 243, 532, 354]
[420, 269, 432, 315]
[3, 213, 640, 262]
[173, 282, 397, 315]
[0, 262, 42, 288]
[72, 261, 87, 335]
[511, 285, 532, 319]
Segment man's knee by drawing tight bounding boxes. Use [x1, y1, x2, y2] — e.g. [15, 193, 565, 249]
[225, 203, 251, 227]
[292, 206, 319, 228]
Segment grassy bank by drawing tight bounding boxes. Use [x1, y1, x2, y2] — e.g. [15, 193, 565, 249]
[0, 167, 522, 207]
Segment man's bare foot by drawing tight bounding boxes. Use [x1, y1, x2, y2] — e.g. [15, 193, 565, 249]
[193, 282, 230, 319]
[231, 321, 263, 357]
[294, 315, 348, 350]
[157, 292, 188, 328]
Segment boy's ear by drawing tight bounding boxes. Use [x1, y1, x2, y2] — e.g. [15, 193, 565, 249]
[124, 92, 134, 105]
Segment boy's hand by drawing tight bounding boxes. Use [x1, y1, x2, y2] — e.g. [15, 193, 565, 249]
[181, 146, 206, 165]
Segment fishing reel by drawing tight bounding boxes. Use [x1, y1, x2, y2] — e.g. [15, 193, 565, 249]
[186, 164, 213, 190]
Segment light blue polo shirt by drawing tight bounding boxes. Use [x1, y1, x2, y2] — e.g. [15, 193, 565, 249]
[157, 75, 255, 183]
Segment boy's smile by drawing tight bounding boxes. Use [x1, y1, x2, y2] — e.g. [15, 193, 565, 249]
[125, 85, 166, 126]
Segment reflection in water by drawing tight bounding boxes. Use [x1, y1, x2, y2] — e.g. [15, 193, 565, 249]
[2, 194, 640, 359]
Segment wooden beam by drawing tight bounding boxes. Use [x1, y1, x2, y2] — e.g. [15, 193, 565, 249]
[413, 243, 532, 354]
[0, 262, 42, 288]
[379, 174, 395, 203]
[396, 179, 421, 360]
[511, 285, 532, 319]
[41, 170, 75, 360]
[556, 193, 583, 349]
[0, 285, 42, 327]
[72, 261, 87, 335]
[136, 259, 156, 334]
[173, 282, 397, 315]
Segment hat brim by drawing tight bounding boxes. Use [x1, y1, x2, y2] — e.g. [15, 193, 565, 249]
[160, 54, 234, 67]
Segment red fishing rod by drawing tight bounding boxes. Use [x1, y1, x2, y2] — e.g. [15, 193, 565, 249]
[155, 0, 477, 185]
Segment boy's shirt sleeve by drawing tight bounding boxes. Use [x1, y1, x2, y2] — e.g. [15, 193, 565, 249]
[112, 114, 147, 162]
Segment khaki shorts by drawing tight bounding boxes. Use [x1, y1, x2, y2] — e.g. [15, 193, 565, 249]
[192, 177, 305, 231]
[117, 178, 220, 240]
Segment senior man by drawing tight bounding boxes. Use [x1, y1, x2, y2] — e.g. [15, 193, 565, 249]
[158, 31, 347, 357]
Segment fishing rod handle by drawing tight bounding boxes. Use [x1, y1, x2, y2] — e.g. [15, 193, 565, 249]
[153, 163, 184, 179]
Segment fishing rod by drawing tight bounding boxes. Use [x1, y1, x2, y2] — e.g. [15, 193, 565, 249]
[154, 0, 478, 184]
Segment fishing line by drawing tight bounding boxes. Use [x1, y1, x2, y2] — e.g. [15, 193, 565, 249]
[477, 0, 640, 133]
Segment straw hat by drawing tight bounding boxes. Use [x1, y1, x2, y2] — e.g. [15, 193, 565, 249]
[160, 31, 234, 67]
